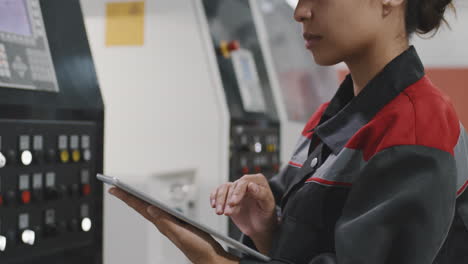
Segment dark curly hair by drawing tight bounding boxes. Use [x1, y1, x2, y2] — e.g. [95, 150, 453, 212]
[405, 0, 455, 35]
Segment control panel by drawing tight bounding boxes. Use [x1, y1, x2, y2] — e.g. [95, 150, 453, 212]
[0, 0, 58, 92]
[230, 124, 280, 179]
[0, 120, 98, 261]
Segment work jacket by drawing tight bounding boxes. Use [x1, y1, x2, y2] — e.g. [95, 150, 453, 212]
[241, 46, 468, 264]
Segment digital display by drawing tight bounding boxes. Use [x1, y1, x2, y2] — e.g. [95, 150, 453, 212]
[0, 0, 32, 36]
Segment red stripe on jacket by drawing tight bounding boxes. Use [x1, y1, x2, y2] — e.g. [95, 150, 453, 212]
[302, 103, 330, 139]
[346, 76, 460, 161]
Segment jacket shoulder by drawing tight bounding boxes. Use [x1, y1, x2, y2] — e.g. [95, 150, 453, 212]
[346, 76, 460, 161]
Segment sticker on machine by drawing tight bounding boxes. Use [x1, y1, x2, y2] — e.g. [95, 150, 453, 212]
[231, 49, 267, 113]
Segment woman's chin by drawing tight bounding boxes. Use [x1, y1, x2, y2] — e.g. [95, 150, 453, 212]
[310, 50, 342, 66]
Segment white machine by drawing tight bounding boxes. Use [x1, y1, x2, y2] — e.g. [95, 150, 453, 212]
[80, 0, 336, 263]
[251, 0, 338, 161]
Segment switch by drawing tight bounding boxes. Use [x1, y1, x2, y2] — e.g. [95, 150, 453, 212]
[0, 152, 6, 168]
[20, 150, 32, 166]
[21, 191, 31, 204]
[33, 135, 44, 164]
[44, 209, 57, 237]
[81, 184, 91, 196]
[83, 149, 91, 162]
[60, 150, 69, 163]
[32, 173, 43, 202]
[241, 167, 249, 174]
[19, 136, 32, 166]
[44, 172, 58, 200]
[0, 235, 5, 251]
[21, 229, 35, 245]
[81, 170, 91, 196]
[72, 150, 81, 162]
[81, 217, 92, 232]
[58, 135, 69, 163]
[18, 174, 31, 204]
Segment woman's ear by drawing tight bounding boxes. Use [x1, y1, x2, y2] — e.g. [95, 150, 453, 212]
[382, 0, 405, 16]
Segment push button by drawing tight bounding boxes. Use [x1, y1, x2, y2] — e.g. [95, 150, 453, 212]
[0, 152, 6, 168]
[0, 235, 6, 251]
[21, 191, 31, 204]
[60, 150, 69, 163]
[18, 174, 31, 204]
[19, 136, 32, 166]
[20, 150, 33, 166]
[21, 229, 35, 245]
[81, 184, 91, 196]
[83, 149, 91, 162]
[81, 217, 92, 232]
[72, 150, 81, 162]
[311, 157, 318, 168]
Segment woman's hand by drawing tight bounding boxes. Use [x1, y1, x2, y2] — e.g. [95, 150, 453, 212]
[210, 174, 278, 254]
[109, 187, 239, 264]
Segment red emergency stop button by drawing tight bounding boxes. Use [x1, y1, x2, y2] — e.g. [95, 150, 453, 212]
[242, 167, 249, 174]
[0, 195, 3, 206]
[82, 184, 91, 196]
[255, 166, 261, 173]
[227, 41, 240, 52]
[21, 191, 31, 204]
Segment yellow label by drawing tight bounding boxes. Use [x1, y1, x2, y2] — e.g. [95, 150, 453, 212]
[106, 2, 145, 46]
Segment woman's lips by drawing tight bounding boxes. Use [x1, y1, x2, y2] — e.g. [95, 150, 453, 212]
[303, 33, 323, 49]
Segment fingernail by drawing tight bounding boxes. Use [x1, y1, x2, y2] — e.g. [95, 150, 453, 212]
[147, 207, 160, 218]
[211, 199, 215, 207]
[251, 183, 259, 193]
[225, 205, 232, 215]
[216, 205, 222, 214]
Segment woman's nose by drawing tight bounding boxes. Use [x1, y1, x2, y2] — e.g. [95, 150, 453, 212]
[294, 1, 313, 23]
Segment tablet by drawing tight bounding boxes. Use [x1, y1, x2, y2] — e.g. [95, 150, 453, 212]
[97, 174, 271, 262]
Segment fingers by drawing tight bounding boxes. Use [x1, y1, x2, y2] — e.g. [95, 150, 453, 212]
[108, 187, 177, 237]
[227, 179, 249, 207]
[210, 174, 271, 216]
[215, 183, 233, 215]
[109, 187, 153, 220]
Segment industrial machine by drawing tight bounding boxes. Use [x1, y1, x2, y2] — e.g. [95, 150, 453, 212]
[0, 0, 104, 263]
[202, 0, 281, 243]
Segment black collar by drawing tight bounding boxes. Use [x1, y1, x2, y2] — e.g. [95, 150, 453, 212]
[314, 46, 425, 154]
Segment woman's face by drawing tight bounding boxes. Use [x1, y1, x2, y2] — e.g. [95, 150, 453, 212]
[295, 0, 389, 66]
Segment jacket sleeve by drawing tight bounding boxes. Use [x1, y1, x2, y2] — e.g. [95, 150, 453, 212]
[240, 145, 457, 264]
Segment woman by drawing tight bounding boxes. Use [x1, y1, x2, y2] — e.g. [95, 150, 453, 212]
[110, 0, 468, 263]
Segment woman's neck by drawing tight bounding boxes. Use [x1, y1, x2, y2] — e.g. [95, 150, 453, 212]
[345, 40, 409, 96]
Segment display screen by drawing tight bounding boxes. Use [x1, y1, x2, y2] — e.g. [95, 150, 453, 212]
[0, 0, 32, 36]
[232, 49, 267, 113]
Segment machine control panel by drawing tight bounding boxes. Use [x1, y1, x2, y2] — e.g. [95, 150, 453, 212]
[0, 120, 98, 261]
[0, 0, 58, 92]
[230, 124, 280, 178]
